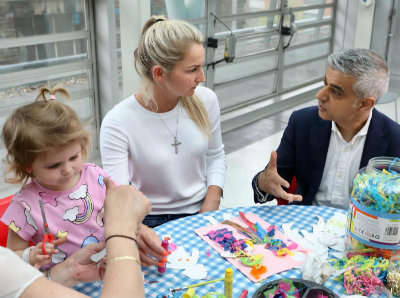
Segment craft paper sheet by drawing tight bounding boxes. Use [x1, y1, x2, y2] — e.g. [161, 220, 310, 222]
[194, 212, 308, 282]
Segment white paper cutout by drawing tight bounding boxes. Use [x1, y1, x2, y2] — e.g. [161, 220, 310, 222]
[182, 264, 208, 279]
[203, 215, 218, 225]
[282, 213, 347, 283]
[166, 246, 208, 280]
[220, 251, 236, 258]
[91, 248, 106, 262]
[331, 251, 345, 259]
[222, 213, 234, 220]
[167, 246, 199, 269]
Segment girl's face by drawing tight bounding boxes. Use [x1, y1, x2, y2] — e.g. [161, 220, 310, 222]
[27, 141, 83, 191]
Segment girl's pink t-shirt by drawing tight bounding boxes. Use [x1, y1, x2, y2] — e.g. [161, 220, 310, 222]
[1, 163, 109, 268]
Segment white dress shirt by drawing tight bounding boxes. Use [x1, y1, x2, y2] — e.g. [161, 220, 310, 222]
[314, 111, 373, 209]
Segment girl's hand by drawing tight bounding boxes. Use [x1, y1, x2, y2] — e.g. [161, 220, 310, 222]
[31, 237, 67, 268]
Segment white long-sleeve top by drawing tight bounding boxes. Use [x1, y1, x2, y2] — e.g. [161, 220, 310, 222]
[0, 246, 42, 298]
[100, 86, 226, 214]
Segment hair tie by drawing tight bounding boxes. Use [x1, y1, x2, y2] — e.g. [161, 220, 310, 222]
[49, 95, 56, 100]
[155, 18, 164, 23]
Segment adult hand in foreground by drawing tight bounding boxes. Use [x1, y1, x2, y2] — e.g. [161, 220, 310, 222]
[103, 177, 151, 239]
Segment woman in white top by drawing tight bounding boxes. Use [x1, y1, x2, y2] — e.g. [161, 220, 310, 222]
[0, 178, 150, 298]
[100, 16, 226, 228]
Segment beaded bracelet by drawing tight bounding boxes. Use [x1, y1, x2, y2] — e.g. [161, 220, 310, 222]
[108, 256, 140, 266]
[44, 269, 51, 281]
[105, 234, 138, 247]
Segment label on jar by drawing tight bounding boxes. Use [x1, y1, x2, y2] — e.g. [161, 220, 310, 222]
[347, 197, 400, 249]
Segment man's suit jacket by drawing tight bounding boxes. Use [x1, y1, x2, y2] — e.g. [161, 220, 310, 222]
[252, 106, 400, 205]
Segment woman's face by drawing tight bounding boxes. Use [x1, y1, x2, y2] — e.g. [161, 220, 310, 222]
[163, 43, 205, 98]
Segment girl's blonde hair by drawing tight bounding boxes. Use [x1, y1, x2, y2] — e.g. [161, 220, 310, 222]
[2, 87, 91, 185]
[134, 15, 210, 136]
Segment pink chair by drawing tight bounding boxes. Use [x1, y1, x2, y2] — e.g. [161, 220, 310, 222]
[0, 195, 13, 247]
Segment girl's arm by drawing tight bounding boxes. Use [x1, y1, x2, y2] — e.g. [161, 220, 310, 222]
[7, 229, 30, 258]
[6, 229, 63, 267]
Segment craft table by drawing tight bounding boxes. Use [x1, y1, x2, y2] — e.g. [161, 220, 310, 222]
[73, 205, 386, 297]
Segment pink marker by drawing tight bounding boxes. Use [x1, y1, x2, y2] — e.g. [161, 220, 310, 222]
[158, 238, 169, 273]
[239, 289, 248, 298]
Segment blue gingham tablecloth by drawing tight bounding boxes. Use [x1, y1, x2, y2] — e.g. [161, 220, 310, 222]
[73, 205, 388, 297]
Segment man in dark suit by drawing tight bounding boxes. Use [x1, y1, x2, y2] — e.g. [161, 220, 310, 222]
[252, 48, 400, 209]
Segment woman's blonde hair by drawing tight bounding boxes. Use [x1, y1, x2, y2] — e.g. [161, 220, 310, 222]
[2, 87, 91, 185]
[134, 15, 210, 136]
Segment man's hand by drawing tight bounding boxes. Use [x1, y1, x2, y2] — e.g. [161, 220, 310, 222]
[257, 151, 302, 203]
[136, 224, 166, 267]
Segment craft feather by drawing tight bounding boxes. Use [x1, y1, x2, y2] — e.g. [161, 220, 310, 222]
[221, 220, 264, 244]
[239, 212, 269, 242]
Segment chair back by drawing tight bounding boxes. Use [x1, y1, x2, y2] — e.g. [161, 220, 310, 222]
[276, 177, 297, 205]
[0, 195, 13, 247]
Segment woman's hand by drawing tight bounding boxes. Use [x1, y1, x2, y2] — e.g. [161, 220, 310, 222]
[136, 224, 166, 266]
[199, 185, 222, 213]
[50, 242, 106, 287]
[103, 177, 151, 238]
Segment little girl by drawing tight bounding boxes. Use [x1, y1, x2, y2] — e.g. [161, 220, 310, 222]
[0, 87, 110, 270]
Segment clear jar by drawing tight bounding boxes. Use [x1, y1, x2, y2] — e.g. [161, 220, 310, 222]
[345, 157, 400, 259]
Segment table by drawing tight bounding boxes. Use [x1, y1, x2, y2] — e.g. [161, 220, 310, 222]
[72, 205, 387, 297]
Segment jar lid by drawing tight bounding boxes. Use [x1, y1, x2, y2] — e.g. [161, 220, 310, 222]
[367, 156, 400, 174]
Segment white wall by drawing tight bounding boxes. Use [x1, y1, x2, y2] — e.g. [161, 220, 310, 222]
[120, 1, 150, 99]
[334, 0, 376, 51]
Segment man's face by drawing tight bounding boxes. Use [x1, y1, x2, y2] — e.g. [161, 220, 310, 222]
[316, 67, 360, 126]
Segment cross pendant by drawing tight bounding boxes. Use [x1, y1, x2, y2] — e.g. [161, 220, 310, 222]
[171, 137, 181, 154]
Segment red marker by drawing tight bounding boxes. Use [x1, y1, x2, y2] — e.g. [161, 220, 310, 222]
[158, 238, 169, 273]
[239, 289, 248, 298]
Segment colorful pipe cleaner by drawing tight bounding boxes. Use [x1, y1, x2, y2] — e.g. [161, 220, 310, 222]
[343, 267, 383, 296]
[351, 167, 400, 214]
[330, 255, 389, 296]
[330, 255, 389, 281]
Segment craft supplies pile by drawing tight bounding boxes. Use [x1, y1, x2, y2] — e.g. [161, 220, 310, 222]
[344, 156, 400, 296]
[152, 157, 400, 298]
[195, 212, 306, 283]
[346, 156, 400, 259]
[159, 210, 389, 297]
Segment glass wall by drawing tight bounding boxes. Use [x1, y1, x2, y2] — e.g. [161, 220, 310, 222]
[0, 0, 98, 188]
[123, 0, 336, 112]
